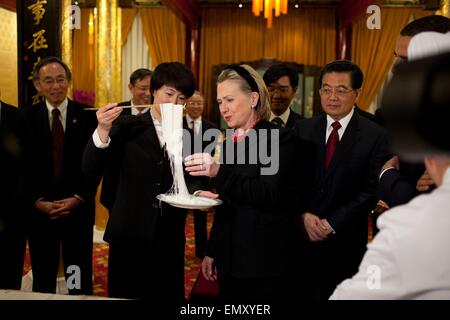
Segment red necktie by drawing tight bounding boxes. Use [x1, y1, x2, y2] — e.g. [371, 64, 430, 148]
[52, 108, 64, 182]
[325, 121, 341, 169]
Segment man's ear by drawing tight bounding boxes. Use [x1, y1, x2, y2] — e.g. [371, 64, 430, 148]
[32, 79, 40, 91]
[128, 83, 133, 92]
[354, 89, 362, 101]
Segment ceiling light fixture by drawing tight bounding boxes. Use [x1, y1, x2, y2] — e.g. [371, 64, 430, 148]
[252, 0, 288, 28]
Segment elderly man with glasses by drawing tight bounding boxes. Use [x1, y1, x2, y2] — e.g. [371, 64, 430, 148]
[294, 59, 390, 301]
[22, 56, 97, 295]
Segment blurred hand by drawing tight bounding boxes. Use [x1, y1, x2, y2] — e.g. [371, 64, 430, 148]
[96, 103, 122, 143]
[382, 155, 400, 172]
[185, 153, 220, 178]
[416, 170, 434, 192]
[202, 256, 218, 281]
[196, 191, 219, 199]
[302, 212, 329, 241]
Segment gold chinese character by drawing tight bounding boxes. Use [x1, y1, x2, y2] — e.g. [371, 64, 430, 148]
[27, 29, 48, 53]
[32, 93, 43, 105]
[28, 0, 47, 25]
[28, 57, 42, 81]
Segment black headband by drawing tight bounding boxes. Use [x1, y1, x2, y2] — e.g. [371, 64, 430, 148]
[224, 64, 259, 94]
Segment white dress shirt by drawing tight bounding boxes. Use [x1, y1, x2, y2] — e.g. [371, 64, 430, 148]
[186, 114, 202, 136]
[130, 100, 150, 116]
[325, 107, 354, 143]
[269, 107, 290, 126]
[330, 167, 450, 299]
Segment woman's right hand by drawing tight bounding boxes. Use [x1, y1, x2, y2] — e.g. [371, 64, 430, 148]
[96, 103, 122, 143]
[202, 256, 218, 281]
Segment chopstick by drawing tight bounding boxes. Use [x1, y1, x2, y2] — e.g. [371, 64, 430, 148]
[84, 103, 186, 111]
[84, 104, 157, 111]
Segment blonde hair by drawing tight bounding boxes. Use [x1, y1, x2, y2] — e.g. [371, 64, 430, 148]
[217, 64, 271, 121]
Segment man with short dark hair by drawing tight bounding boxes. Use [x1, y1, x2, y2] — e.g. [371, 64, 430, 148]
[263, 63, 303, 128]
[119, 68, 153, 115]
[23, 56, 97, 295]
[295, 60, 389, 301]
[331, 51, 450, 300]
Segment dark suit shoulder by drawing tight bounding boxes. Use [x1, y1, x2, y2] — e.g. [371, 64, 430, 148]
[1, 101, 17, 114]
[117, 100, 131, 106]
[258, 119, 296, 143]
[1, 101, 20, 126]
[22, 101, 46, 118]
[289, 109, 304, 121]
[285, 108, 304, 128]
[354, 105, 381, 125]
[117, 101, 132, 115]
[201, 118, 217, 130]
[294, 114, 323, 137]
[355, 112, 387, 136]
[68, 99, 91, 109]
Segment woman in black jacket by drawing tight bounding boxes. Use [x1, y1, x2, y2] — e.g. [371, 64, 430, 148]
[185, 64, 307, 302]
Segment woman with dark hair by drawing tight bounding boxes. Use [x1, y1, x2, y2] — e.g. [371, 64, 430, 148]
[185, 64, 306, 302]
[82, 62, 195, 301]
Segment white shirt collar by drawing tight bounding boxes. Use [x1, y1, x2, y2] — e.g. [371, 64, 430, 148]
[325, 106, 354, 142]
[186, 114, 202, 124]
[130, 99, 149, 116]
[269, 108, 290, 125]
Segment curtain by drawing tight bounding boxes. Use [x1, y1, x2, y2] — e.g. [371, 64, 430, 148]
[199, 7, 336, 119]
[121, 8, 137, 47]
[140, 7, 186, 66]
[351, 7, 431, 110]
[72, 8, 95, 106]
[121, 11, 153, 101]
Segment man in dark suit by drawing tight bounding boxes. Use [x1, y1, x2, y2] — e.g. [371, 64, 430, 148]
[23, 57, 97, 295]
[0, 100, 26, 289]
[183, 90, 217, 259]
[100, 68, 152, 211]
[376, 15, 450, 209]
[295, 60, 389, 301]
[263, 63, 303, 128]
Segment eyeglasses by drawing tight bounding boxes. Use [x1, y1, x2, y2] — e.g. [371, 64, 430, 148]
[134, 85, 150, 92]
[319, 86, 354, 97]
[187, 101, 204, 106]
[39, 77, 68, 86]
[268, 85, 291, 94]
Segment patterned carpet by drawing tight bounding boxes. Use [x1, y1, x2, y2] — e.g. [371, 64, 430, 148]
[23, 210, 212, 299]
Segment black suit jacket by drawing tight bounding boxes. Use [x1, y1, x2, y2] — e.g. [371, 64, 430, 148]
[377, 161, 428, 208]
[295, 112, 389, 284]
[285, 108, 304, 129]
[82, 113, 189, 246]
[0, 102, 26, 289]
[207, 120, 302, 278]
[23, 100, 97, 221]
[0, 102, 26, 234]
[117, 100, 132, 115]
[99, 100, 144, 210]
